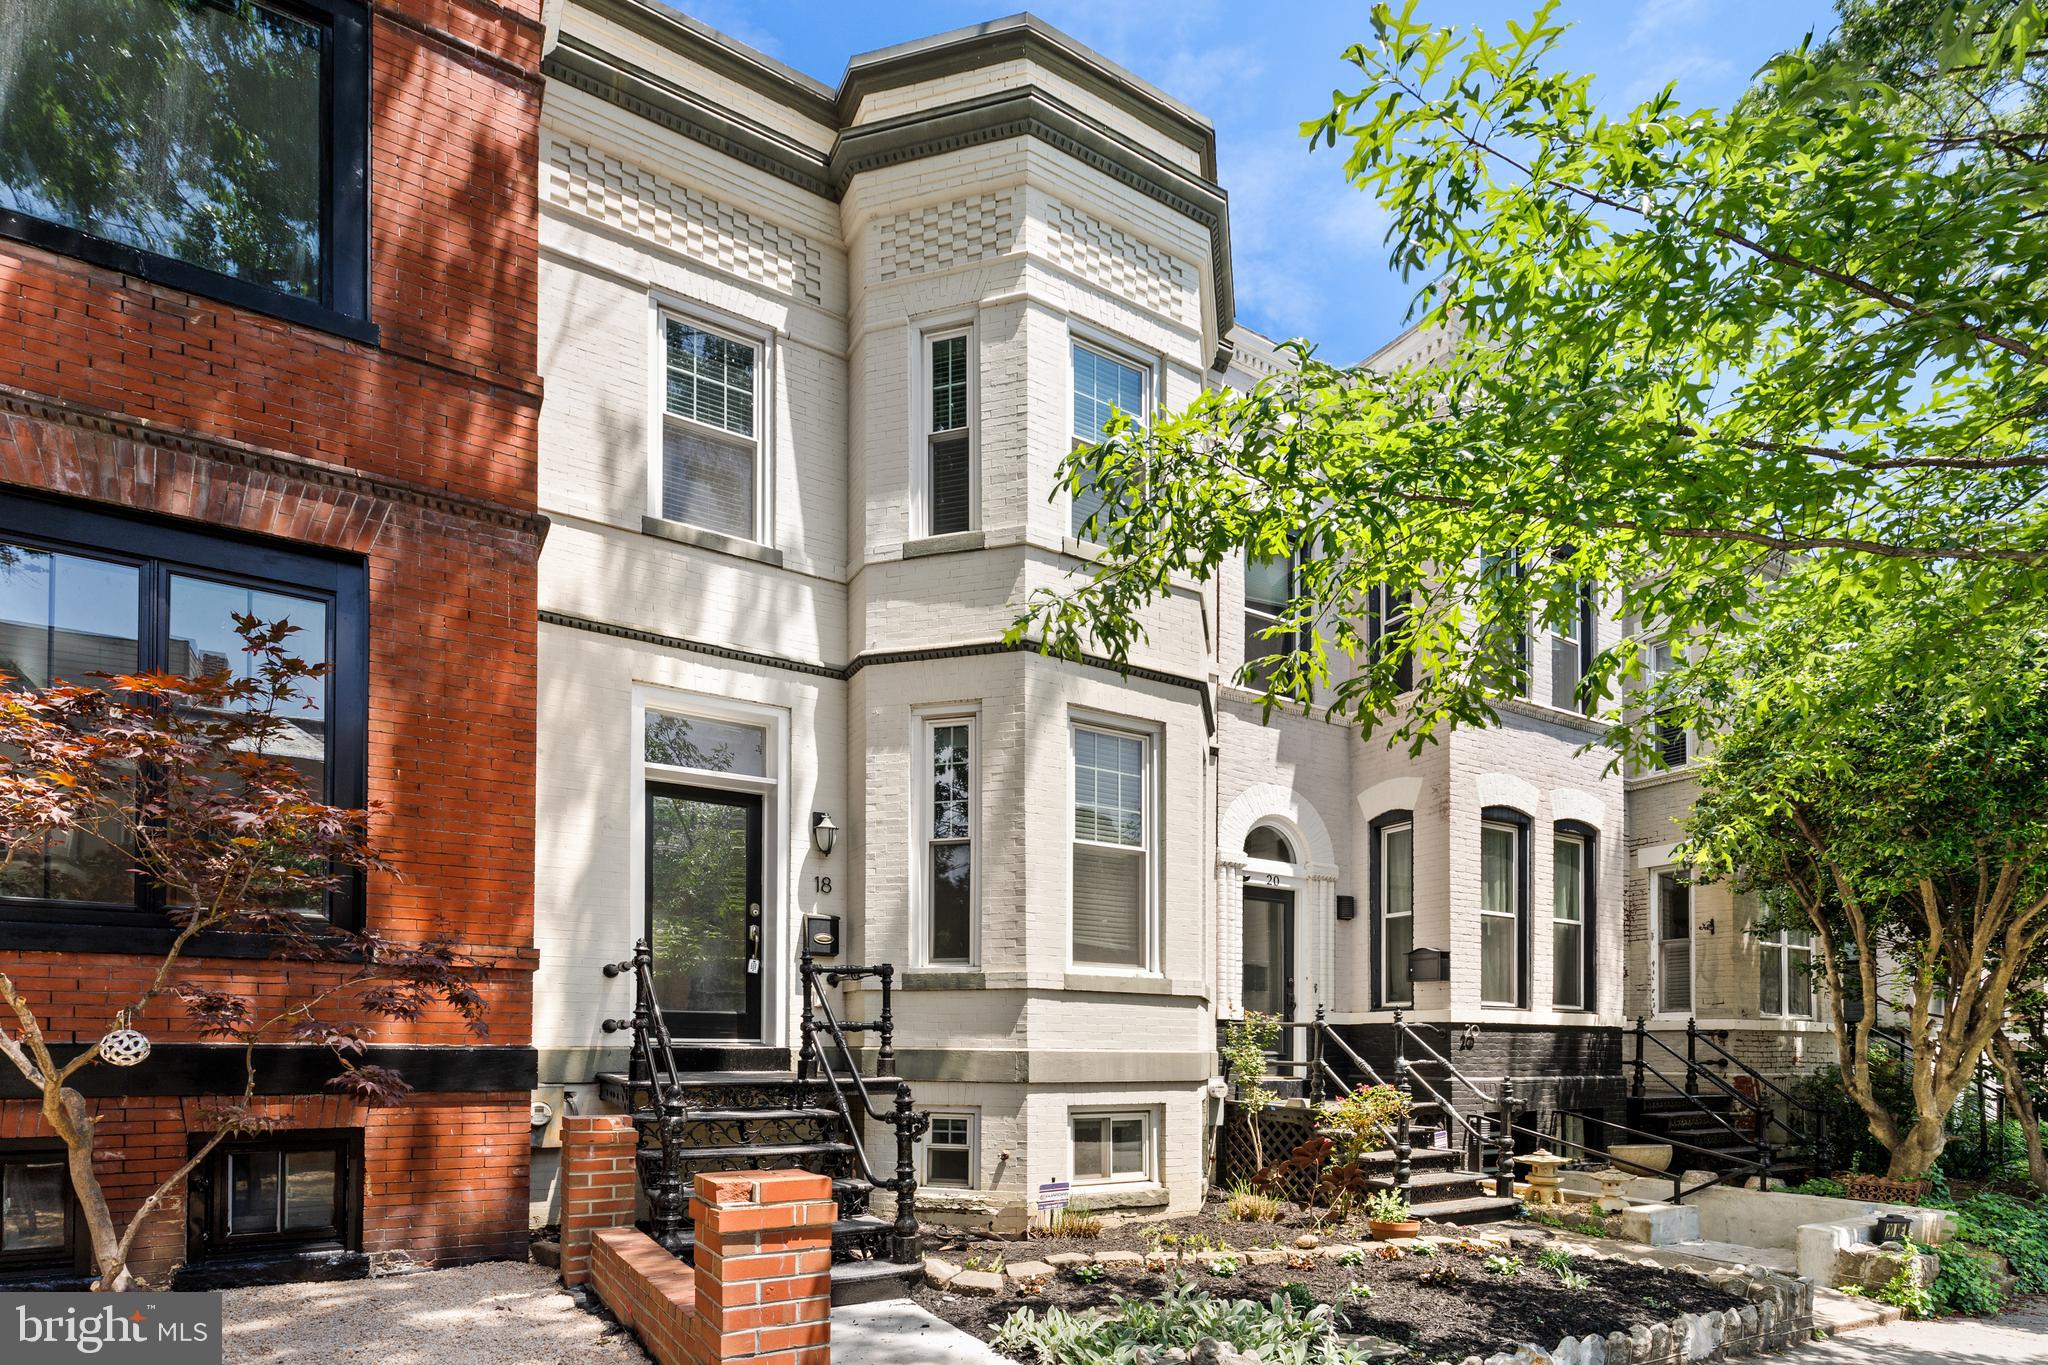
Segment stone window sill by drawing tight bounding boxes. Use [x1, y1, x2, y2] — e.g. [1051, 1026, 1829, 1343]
[641, 515, 784, 568]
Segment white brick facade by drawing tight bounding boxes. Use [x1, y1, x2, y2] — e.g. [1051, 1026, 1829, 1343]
[530, 4, 1829, 1226]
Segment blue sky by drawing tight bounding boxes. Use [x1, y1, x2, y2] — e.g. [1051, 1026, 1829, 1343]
[676, 1, 1843, 360]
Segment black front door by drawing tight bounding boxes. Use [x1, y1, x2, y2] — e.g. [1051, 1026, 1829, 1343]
[1242, 888, 1296, 1057]
[646, 782, 763, 1040]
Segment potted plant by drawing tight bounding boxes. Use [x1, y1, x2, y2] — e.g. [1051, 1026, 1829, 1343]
[1365, 1188, 1420, 1241]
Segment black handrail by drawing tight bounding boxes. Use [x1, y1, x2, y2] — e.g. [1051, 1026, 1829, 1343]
[1681, 1019, 1821, 1158]
[1628, 1019, 1777, 1170]
[600, 940, 695, 1251]
[799, 950, 927, 1263]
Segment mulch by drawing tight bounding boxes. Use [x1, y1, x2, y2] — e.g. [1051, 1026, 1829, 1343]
[913, 1219, 1746, 1363]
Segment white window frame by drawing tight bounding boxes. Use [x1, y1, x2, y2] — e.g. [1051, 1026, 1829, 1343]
[1242, 547, 1295, 682]
[1759, 924, 1815, 1019]
[1549, 585, 1589, 713]
[1066, 329, 1156, 544]
[913, 321, 978, 537]
[1068, 1108, 1155, 1188]
[1551, 832, 1588, 1010]
[916, 712, 979, 967]
[1651, 867, 1695, 1018]
[630, 687, 787, 1045]
[1479, 819, 1522, 1007]
[646, 299, 774, 545]
[1379, 821, 1414, 1008]
[920, 1109, 979, 1190]
[1067, 717, 1158, 974]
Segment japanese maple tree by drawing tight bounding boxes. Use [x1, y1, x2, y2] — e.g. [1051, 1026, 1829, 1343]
[0, 616, 485, 1290]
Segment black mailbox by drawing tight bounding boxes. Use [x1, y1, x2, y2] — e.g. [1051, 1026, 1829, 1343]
[1336, 894, 1357, 921]
[1407, 947, 1450, 982]
[805, 913, 841, 957]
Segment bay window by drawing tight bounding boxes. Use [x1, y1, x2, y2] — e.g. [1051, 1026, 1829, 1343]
[922, 330, 974, 536]
[924, 718, 975, 964]
[1071, 723, 1150, 968]
[1069, 341, 1149, 540]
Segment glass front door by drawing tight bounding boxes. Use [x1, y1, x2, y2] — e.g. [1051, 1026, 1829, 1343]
[1242, 889, 1295, 1056]
[647, 783, 763, 1040]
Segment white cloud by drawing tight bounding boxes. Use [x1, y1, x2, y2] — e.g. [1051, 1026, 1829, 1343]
[1220, 128, 1391, 349]
[1627, 0, 1709, 48]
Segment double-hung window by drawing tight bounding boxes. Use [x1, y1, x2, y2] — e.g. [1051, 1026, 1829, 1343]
[1655, 871, 1693, 1013]
[0, 493, 367, 930]
[1480, 818, 1524, 1006]
[1552, 834, 1589, 1009]
[923, 1113, 976, 1189]
[1368, 583, 1415, 692]
[1550, 584, 1593, 712]
[1243, 550, 1294, 682]
[922, 331, 974, 536]
[924, 718, 975, 964]
[1379, 821, 1414, 1007]
[1069, 341, 1148, 540]
[659, 316, 763, 541]
[0, 0, 372, 335]
[1071, 1112, 1150, 1185]
[1071, 724, 1150, 968]
[1760, 924, 1814, 1017]
[1479, 551, 1529, 698]
[1645, 638, 1691, 767]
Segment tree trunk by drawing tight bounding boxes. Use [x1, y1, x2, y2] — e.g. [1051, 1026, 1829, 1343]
[1883, 1112, 1949, 1181]
[50, 1087, 133, 1291]
[1990, 1031, 2048, 1195]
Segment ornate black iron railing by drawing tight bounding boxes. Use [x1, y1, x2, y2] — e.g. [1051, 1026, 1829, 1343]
[797, 949, 928, 1264]
[600, 941, 695, 1251]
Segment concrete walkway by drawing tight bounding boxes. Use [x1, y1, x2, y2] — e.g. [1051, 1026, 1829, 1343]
[834, 1299, 1018, 1364]
[1791, 1297, 2048, 1363]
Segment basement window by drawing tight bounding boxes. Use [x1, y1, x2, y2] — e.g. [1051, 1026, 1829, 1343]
[190, 1132, 359, 1261]
[0, 1148, 76, 1276]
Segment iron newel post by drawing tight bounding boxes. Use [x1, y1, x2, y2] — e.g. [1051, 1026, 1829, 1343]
[1391, 1008, 1413, 1197]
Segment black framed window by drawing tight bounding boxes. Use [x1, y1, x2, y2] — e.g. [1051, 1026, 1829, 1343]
[1367, 583, 1414, 692]
[1243, 550, 1294, 683]
[1552, 821, 1598, 1010]
[0, 0, 373, 340]
[924, 331, 974, 536]
[0, 1145, 79, 1277]
[188, 1130, 360, 1262]
[0, 492, 369, 931]
[1368, 810, 1414, 1009]
[1480, 806, 1531, 1008]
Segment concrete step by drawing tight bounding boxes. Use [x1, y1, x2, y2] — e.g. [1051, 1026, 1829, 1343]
[1411, 1193, 1522, 1226]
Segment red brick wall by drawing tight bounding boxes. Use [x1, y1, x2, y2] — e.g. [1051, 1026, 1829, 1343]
[0, 0, 545, 1283]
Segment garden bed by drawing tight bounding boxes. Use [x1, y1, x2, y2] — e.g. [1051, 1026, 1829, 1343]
[914, 1226, 1758, 1364]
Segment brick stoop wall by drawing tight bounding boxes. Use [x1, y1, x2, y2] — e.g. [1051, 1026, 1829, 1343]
[562, 1116, 832, 1365]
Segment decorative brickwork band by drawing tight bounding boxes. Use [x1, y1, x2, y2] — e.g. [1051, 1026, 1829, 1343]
[584, 1168, 833, 1365]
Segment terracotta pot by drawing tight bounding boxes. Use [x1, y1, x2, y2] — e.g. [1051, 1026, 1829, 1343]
[1368, 1218, 1421, 1241]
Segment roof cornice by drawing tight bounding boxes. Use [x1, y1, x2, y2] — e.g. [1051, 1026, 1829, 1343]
[546, 35, 1236, 341]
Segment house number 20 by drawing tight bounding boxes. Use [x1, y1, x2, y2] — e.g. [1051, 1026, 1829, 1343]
[813, 876, 832, 894]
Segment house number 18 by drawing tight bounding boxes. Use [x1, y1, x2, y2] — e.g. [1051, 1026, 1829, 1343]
[813, 876, 832, 894]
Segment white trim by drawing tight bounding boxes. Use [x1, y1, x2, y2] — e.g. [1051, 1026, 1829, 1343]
[914, 710, 980, 968]
[1067, 714, 1159, 975]
[1063, 326, 1158, 545]
[920, 1109, 980, 1191]
[631, 686, 790, 1047]
[911, 318, 979, 537]
[1649, 865, 1696, 1021]
[647, 299, 776, 546]
[1067, 1107, 1157, 1187]
[1758, 924, 1817, 1020]
[1635, 840, 1683, 870]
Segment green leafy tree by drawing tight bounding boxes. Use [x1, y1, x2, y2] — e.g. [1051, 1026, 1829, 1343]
[1677, 586, 2048, 1179]
[1015, 0, 2048, 766]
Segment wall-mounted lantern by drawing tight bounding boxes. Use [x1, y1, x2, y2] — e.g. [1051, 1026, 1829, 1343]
[1336, 895, 1357, 921]
[1407, 947, 1450, 983]
[811, 811, 839, 856]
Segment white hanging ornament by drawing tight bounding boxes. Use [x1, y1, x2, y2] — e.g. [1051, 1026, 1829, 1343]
[99, 1028, 151, 1068]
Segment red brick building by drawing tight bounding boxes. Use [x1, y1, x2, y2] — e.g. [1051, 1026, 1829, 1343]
[0, 0, 543, 1284]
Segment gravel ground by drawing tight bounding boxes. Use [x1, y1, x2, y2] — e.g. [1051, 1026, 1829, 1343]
[220, 1261, 650, 1364]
